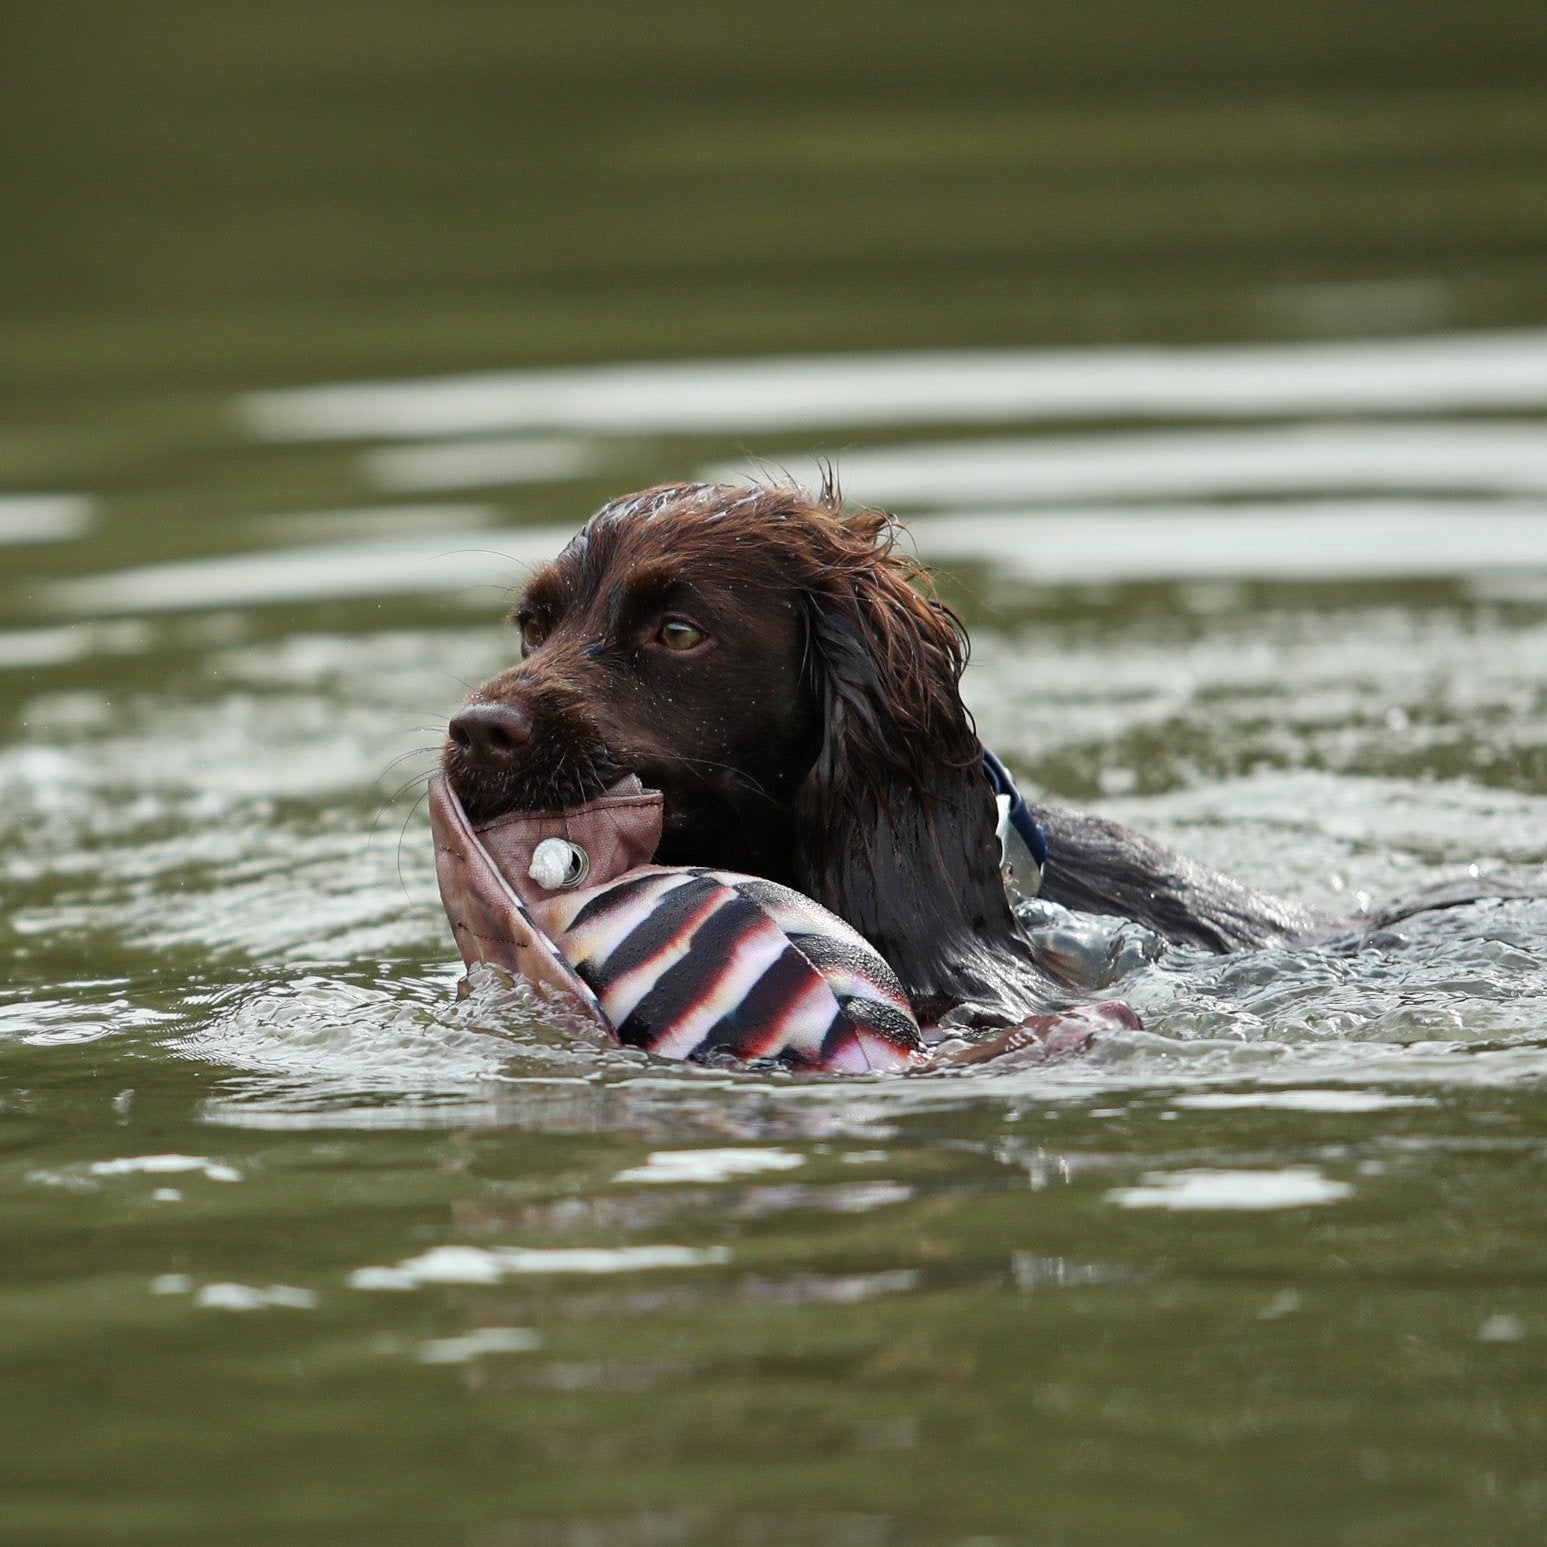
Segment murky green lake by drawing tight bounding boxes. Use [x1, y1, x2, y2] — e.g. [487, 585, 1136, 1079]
[5, 6, 1547, 1543]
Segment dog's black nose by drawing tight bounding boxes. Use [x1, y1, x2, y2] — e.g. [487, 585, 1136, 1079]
[447, 702, 532, 768]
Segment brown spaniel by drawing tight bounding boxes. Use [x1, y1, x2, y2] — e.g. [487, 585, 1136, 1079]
[443, 482, 1326, 1025]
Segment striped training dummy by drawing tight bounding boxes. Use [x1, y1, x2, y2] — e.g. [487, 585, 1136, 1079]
[428, 773, 929, 1073]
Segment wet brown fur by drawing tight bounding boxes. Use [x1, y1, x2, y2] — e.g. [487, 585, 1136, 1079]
[443, 480, 1054, 1022]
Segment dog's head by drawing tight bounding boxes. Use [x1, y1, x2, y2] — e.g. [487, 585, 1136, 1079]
[443, 480, 1051, 1021]
[443, 483, 825, 877]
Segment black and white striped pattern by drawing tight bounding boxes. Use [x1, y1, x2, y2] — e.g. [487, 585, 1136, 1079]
[540, 867, 925, 1072]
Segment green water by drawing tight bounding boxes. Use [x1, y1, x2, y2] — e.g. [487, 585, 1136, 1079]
[4, 5, 1547, 1544]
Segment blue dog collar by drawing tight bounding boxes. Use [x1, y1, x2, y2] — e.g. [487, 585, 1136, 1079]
[982, 747, 1049, 896]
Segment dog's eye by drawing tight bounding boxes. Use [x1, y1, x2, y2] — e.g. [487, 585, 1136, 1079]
[656, 619, 706, 652]
[518, 616, 548, 655]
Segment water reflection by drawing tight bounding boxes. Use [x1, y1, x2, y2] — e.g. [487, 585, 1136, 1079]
[239, 327, 1547, 441]
[416, 1326, 543, 1363]
[0, 621, 147, 671]
[7, 10, 1547, 1537]
[363, 437, 606, 494]
[1106, 1166, 1355, 1210]
[614, 1148, 805, 1184]
[0, 494, 94, 545]
[48, 521, 568, 615]
[1171, 1089, 1436, 1112]
[349, 1243, 732, 1288]
[909, 502, 1547, 584]
[721, 422, 1547, 505]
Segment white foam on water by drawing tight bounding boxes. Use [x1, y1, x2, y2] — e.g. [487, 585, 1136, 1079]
[1106, 1166, 1354, 1210]
[89, 1154, 243, 1181]
[905, 502, 1547, 583]
[739, 422, 1547, 507]
[417, 1327, 543, 1363]
[238, 328, 1547, 441]
[350, 1244, 732, 1288]
[175, 979, 550, 1097]
[193, 1282, 318, 1311]
[1171, 1090, 1437, 1113]
[614, 1148, 806, 1184]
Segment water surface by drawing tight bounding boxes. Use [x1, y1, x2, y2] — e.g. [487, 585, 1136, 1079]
[5, 9, 1547, 1543]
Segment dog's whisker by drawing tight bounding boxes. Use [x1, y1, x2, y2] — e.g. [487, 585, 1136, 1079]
[378, 745, 441, 780]
[371, 765, 438, 842]
[394, 786, 432, 904]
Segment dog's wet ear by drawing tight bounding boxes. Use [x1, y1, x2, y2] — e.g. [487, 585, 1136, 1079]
[795, 511, 972, 816]
[792, 514, 1054, 1022]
